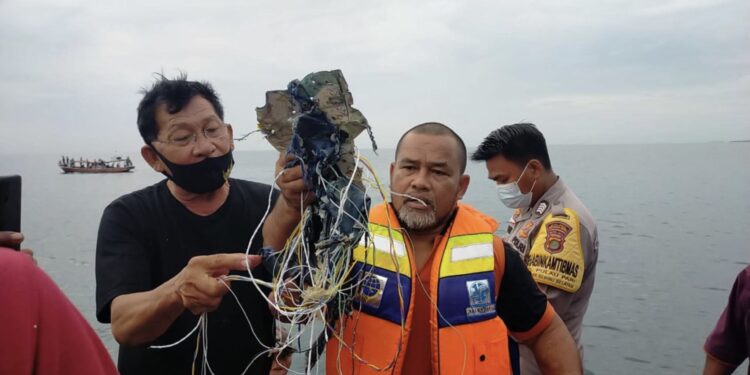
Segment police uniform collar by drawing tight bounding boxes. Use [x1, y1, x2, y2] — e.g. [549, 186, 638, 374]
[515, 207, 533, 222]
[524, 177, 566, 218]
[545, 176, 566, 197]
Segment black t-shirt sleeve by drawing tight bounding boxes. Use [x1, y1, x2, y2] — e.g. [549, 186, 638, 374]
[496, 245, 550, 333]
[95, 199, 152, 323]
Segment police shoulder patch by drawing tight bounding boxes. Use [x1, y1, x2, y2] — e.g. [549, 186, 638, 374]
[527, 209, 584, 293]
[544, 221, 572, 254]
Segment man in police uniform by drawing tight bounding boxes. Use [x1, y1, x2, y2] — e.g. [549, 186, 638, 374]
[472, 123, 598, 375]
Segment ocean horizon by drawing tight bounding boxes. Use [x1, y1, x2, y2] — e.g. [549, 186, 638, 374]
[1, 142, 748, 374]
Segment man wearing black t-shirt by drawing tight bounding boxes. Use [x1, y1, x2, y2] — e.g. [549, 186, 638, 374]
[95, 74, 305, 374]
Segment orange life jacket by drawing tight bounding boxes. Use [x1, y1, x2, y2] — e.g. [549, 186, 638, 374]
[326, 202, 511, 374]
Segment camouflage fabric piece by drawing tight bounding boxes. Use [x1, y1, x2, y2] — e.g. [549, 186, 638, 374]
[256, 70, 379, 368]
[256, 91, 298, 152]
[255, 69, 376, 178]
[256, 69, 375, 278]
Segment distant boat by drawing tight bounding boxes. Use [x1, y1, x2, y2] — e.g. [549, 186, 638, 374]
[59, 156, 134, 174]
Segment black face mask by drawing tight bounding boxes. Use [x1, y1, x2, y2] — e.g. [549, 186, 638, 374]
[151, 147, 234, 194]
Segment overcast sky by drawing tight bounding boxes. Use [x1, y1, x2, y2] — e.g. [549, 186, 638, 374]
[1, 0, 748, 155]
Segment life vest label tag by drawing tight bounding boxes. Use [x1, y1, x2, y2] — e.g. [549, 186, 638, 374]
[465, 279, 494, 318]
[466, 305, 495, 317]
[357, 273, 388, 309]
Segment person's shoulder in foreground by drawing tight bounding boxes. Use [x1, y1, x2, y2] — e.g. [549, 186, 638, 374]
[0, 248, 118, 375]
[703, 265, 750, 375]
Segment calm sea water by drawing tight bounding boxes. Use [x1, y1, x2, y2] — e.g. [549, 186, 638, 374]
[1, 142, 748, 374]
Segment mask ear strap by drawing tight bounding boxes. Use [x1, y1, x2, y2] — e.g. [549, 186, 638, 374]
[149, 143, 162, 157]
[517, 162, 531, 183]
[527, 179, 537, 194]
[149, 144, 171, 164]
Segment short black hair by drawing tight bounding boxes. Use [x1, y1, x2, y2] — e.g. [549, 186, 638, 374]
[471, 123, 552, 170]
[136, 72, 224, 144]
[395, 122, 467, 174]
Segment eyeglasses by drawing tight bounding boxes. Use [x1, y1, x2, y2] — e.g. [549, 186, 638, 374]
[153, 122, 230, 147]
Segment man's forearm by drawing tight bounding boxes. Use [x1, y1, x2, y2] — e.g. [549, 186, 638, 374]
[526, 315, 582, 375]
[263, 198, 301, 251]
[110, 280, 184, 346]
[110, 253, 260, 346]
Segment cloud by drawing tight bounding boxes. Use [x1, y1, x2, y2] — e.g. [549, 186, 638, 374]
[1, 0, 748, 155]
[636, 0, 732, 16]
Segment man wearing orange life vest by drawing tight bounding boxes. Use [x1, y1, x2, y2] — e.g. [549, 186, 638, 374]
[315, 122, 581, 374]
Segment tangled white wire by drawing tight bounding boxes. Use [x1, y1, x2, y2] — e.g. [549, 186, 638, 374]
[149, 150, 470, 374]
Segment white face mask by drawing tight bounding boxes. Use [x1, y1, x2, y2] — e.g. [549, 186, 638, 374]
[496, 163, 536, 209]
